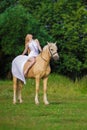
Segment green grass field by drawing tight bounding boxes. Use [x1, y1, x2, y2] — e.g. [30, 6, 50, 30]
[0, 74, 87, 130]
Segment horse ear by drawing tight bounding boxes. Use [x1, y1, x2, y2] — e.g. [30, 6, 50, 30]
[55, 42, 57, 45]
[47, 41, 50, 45]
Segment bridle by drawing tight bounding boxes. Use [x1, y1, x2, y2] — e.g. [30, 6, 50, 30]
[40, 54, 48, 62]
[40, 45, 58, 62]
[49, 46, 58, 58]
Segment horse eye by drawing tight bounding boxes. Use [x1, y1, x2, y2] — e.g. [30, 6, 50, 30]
[51, 48, 53, 51]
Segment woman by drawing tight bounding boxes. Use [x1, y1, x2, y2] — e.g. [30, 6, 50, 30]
[22, 34, 42, 76]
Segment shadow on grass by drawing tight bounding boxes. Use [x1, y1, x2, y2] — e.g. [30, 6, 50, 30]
[50, 101, 65, 105]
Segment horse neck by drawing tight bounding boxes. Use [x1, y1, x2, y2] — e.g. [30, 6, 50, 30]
[41, 46, 51, 63]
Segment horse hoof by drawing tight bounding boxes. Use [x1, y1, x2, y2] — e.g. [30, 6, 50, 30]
[44, 101, 49, 105]
[35, 102, 39, 105]
[35, 98, 39, 105]
[13, 101, 16, 104]
[19, 100, 23, 103]
[35, 101, 39, 105]
[17, 99, 23, 104]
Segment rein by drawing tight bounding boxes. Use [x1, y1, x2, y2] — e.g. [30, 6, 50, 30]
[40, 54, 48, 62]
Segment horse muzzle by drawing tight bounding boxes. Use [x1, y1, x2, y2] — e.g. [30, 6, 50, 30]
[53, 54, 59, 61]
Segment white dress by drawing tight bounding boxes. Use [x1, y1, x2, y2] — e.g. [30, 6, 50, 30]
[28, 40, 39, 58]
[11, 40, 39, 84]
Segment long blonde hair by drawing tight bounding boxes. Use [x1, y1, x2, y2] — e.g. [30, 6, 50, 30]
[25, 34, 33, 54]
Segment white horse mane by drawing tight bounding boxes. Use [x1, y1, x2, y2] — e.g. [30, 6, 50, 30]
[43, 45, 48, 51]
[43, 43, 56, 51]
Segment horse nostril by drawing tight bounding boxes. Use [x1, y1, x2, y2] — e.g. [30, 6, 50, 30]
[54, 55, 59, 61]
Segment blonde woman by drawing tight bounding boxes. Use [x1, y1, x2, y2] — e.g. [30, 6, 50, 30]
[22, 34, 42, 76]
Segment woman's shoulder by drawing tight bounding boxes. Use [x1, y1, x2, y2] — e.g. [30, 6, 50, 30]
[25, 42, 30, 47]
[35, 39, 39, 42]
[34, 39, 39, 45]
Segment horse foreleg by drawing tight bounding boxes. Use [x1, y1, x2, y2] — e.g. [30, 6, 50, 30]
[13, 76, 17, 104]
[43, 77, 49, 105]
[35, 77, 40, 105]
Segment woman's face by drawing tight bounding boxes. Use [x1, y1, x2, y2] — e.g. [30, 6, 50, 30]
[28, 34, 33, 40]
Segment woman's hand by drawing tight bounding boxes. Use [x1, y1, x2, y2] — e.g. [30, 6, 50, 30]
[22, 44, 28, 55]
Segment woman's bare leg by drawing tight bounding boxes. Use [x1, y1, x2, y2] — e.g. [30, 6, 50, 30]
[24, 57, 36, 76]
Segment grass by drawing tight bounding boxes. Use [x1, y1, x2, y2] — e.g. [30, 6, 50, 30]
[0, 74, 87, 130]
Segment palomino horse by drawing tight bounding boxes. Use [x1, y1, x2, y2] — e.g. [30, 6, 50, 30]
[13, 42, 59, 105]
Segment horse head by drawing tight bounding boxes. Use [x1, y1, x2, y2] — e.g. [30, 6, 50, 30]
[47, 42, 59, 61]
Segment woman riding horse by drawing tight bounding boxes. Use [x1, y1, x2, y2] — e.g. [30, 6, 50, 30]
[12, 40, 59, 105]
[22, 34, 42, 76]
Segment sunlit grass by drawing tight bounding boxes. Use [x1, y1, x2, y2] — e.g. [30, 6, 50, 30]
[0, 74, 87, 130]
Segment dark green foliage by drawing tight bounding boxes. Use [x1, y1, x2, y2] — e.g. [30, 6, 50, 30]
[0, 5, 26, 55]
[19, 0, 42, 13]
[33, 0, 87, 80]
[0, 4, 52, 78]
[0, 0, 18, 13]
[0, 0, 87, 80]
[0, 5, 50, 55]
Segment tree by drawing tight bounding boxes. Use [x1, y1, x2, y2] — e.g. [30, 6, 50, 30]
[0, 0, 87, 80]
[0, 0, 18, 13]
[0, 4, 52, 78]
[32, 0, 87, 80]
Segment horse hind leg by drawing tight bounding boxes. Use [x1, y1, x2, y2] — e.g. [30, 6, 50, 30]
[35, 77, 40, 105]
[17, 80, 23, 103]
[13, 76, 17, 104]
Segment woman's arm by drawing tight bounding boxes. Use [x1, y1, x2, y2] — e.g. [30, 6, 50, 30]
[35, 39, 42, 52]
[22, 43, 29, 55]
